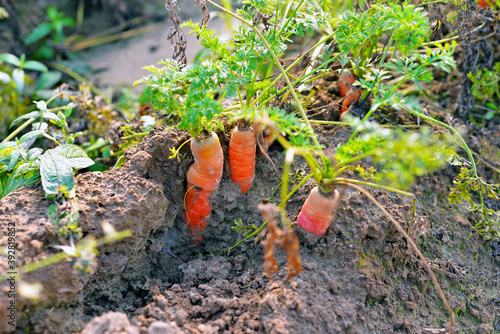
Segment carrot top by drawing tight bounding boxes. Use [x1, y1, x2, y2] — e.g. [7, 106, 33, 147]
[135, 60, 224, 139]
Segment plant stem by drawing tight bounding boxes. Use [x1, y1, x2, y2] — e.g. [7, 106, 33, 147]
[2, 118, 36, 143]
[399, 103, 477, 176]
[309, 120, 350, 126]
[251, 33, 339, 109]
[121, 132, 149, 140]
[329, 177, 415, 198]
[227, 172, 313, 252]
[205, 0, 322, 153]
[335, 151, 377, 168]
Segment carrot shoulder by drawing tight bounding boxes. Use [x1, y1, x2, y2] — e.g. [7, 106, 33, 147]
[186, 131, 224, 192]
[338, 70, 356, 98]
[229, 126, 256, 193]
[297, 187, 341, 236]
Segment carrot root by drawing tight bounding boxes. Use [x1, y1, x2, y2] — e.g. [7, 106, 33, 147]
[229, 126, 256, 194]
[338, 70, 356, 98]
[297, 187, 340, 236]
[184, 132, 223, 240]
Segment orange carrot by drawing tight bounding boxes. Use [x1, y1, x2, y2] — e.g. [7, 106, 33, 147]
[338, 70, 356, 97]
[184, 131, 223, 239]
[297, 187, 341, 236]
[184, 185, 211, 241]
[228, 126, 256, 193]
[341, 88, 362, 114]
[186, 131, 223, 192]
[477, 0, 493, 7]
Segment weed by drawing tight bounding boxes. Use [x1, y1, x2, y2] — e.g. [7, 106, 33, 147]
[1, 94, 93, 242]
[25, 5, 76, 60]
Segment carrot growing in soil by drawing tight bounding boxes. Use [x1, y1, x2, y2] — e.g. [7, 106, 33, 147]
[338, 70, 368, 114]
[135, 60, 226, 242]
[185, 131, 223, 240]
[228, 123, 256, 193]
[297, 186, 346, 235]
[338, 70, 356, 98]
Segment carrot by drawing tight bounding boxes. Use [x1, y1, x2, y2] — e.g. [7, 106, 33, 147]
[341, 88, 362, 114]
[297, 186, 341, 236]
[338, 70, 356, 97]
[228, 126, 256, 193]
[184, 186, 211, 241]
[477, 0, 493, 7]
[184, 131, 223, 239]
[186, 131, 223, 192]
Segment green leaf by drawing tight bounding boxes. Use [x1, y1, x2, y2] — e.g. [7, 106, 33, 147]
[34, 45, 55, 60]
[102, 146, 111, 159]
[34, 100, 48, 112]
[8, 149, 20, 171]
[23, 60, 48, 72]
[25, 23, 52, 45]
[0, 71, 11, 83]
[2, 163, 41, 198]
[0, 147, 14, 166]
[41, 112, 59, 121]
[27, 147, 43, 160]
[10, 111, 40, 128]
[54, 144, 94, 169]
[0, 53, 20, 67]
[64, 103, 74, 118]
[486, 102, 499, 110]
[35, 71, 61, 91]
[0, 142, 16, 151]
[18, 129, 46, 149]
[40, 150, 74, 196]
[59, 17, 75, 27]
[84, 138, 107, 152]
[48, 203, 58, 220]
[12, 68, 24, 95]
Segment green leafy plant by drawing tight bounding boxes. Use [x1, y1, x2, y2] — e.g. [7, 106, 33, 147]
[0, 53, 62, 136]
[468, 62, 500, 120]
[25, 5, 76, 60]
[0, 96, 94, 240]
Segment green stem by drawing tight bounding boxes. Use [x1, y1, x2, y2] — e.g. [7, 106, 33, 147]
[251, 40, 340, 108]
[274, 0, 307, 44]
[206, 0, 322, 153]
[3, 118, 36, 143]
[335, 151, 377, 168]
[398, 103, 477, 177]
[328, 177, 415, 198]
[227, 172, 313, 252]
[121, 131, 149, 140]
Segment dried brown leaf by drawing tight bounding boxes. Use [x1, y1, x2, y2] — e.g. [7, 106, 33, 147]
[195, 0, 210, 29]
[165, 0, 187, 65]
[258, 203, 302, 280]
[283, 229, 302, 280]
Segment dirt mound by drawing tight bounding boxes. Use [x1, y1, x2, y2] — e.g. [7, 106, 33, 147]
[0, 167, 167, 333]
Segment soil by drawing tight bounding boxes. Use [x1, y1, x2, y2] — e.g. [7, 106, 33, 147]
[1, 2, 500, 334]
[1, 119, 499, 334]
